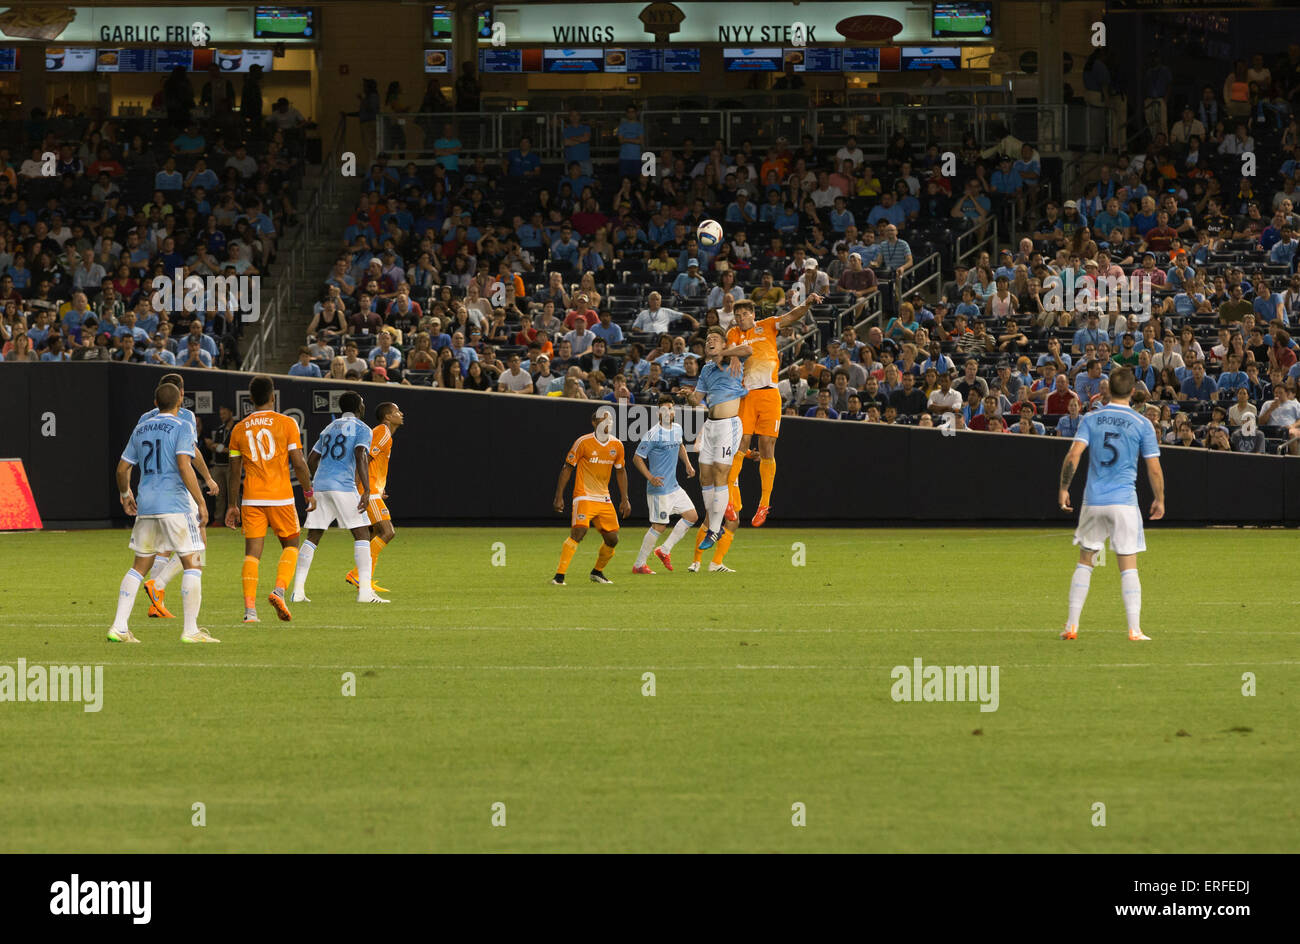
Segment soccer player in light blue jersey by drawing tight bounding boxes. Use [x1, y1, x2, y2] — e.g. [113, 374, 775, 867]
[290, 391, 389, 604]
[1058, 366, 1165, 641]
[687, 326, 747, 564]
[137, 372, 221, 622]
[630, 396, 698, 574]
[109, 381, 218, 643]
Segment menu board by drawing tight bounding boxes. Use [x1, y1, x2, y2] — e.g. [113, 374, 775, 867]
[0, 47, 16, 71]
[423, 49, 451, 74]
[93, 47, 272, 72]
[45, 47, 97, 72]
[543, 48, 603, 73]
[785, 47, 843, 72]
[479, 48, 522, 73]
[662, 49, 700, 72]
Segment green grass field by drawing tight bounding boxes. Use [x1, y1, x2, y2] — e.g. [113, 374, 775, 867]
[1, 526, 1295, 853]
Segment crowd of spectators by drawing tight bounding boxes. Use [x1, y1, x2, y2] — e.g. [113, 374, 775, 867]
[305, 54, 1300, 452]
[0, 74, 309, 369]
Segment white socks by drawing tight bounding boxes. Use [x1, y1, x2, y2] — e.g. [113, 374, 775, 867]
[704, 486, 726, 533]
[181, 569, 202, 634]
[1121, 569, 1142, 634]
[111, 568, 143, 630]
[635, 528, 659, 567]
[147, 556, 169, 581]
[293, 541, 316, 596]
[662, 517, 691, 552]
[354, 540, 372, 596]
[1067, 562, 1093, 627]
[152, 554, 184, 590]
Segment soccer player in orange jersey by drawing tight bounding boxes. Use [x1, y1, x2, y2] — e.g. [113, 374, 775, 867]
[551, 406, 631, 585]
[224, 375, 316, 623]
[345, 401, 404, 594]
[724, 293, 823, 526]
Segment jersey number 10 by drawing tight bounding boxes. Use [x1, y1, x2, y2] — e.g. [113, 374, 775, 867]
[242, 428, 278, 462]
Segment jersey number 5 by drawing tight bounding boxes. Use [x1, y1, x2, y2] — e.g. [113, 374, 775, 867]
[1099, 431, 1120, 467]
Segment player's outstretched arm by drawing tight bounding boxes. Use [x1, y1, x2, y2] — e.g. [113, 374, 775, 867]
[1145, 456, 1166, 520]
[225, 455, 243, 528]
[288, 448, 316, 512]
[553, 465, 573, 513]
[115, 459, 137, 516]
[1058, 440, 1087, 512]
[178, 454, 208, 527]
[777, 293, 823, 329]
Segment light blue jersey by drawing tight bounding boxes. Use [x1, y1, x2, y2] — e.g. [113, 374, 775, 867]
[311, 414, 373, 492]
[635, 423, 683, 496]
[695, 360, 748, 408]
[1074, 404, 1160, 506]
[121, 412, 196, 515]
[140, 406, 198, 446]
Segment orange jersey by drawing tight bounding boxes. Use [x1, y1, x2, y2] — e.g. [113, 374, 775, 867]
[229, 410, 302, 506]
[565, 433, 624, 502]
[360, 423, 393, 497]
[728, 316, 782, 389]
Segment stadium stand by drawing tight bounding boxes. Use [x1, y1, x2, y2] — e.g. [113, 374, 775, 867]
[298, 63, 1300, 455]
[1, 74, 314, 374]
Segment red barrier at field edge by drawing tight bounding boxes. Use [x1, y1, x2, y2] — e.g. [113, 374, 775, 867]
[0, 459, 42, 530]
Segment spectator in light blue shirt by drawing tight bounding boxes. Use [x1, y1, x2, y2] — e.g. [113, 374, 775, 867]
[1179, 362, 1218, 402]
[289, 347, 323, 377]
[550, 226, 581, 267]
[867, 193, 906, 228]
[671, 260, 707, 299]
[562, 109, 592, 175]
[617, 105, 644, 178]
[991, 157, 1022, 195]
[725, 190, 757, 225]
[1270, 228, 1298, 266]
[507, 137, 542, 177]
[154, 157, 183, 191]
[1072, 312, 1107, 355]
[1074, 359, 1105, 400]
[829, 196, 855, 233]
[773, 202, 800, 234]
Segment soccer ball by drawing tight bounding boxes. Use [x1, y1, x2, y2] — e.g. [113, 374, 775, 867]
[697, 219, 723, 248]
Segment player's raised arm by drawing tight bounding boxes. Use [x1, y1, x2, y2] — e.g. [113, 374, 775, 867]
[1145, 455, 1165, 520]
[225, 453, 243, 528]
[115, 458, 137, 516]
[1058, 439, 1087, 512]
[353, 445, 370, 513]
[289, 446, 316, 512]
[553, 463, 573, 513]
[777, 293, 823, 329]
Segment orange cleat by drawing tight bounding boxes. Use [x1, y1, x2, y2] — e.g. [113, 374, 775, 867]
[345, 570, 389, 593]
[654, 547, 674, 571]
[632, 564, 655, 575]
[750, 505, 771, 527]
[744, 449, 759, 460]
[724, 502, 737, 522]
[267, 591, 293, 622]
[143, 579, 175, 619]
[1060, 625, 1078, 640]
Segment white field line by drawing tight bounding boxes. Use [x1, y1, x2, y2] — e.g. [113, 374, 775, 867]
[3, 621, 1298, 635]
[17, 660, 1300, 671]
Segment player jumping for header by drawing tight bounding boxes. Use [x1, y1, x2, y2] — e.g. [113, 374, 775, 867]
[724, 294, 822, 527]
[688, 326, 748, 568]
[1058, 366, 1165, 641]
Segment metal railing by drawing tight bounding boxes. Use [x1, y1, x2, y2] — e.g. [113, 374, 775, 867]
[954, 217, 1000, 271]
[241, 116, 347, 373]
[374, 101, 1115, 165]
[895, 251, 943, 304]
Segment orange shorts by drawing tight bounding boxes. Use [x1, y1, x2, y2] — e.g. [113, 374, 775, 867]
[364, 496, 390, 524]
[242, 503, 300, 539]
[739, 387, 782, 438]
[572, 498, 619, 532]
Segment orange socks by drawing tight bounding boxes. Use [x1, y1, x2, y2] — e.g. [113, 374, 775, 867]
[692, 524, 707, 564]
[712, 531, 734, 564]
[759, 458, 776, 506]
[275, 545, 299, 591]
[369, 537, 387, 579]
[594, 542, 616, 571]
[556, 537, 579, 575]
[726, 460, 743, 511]
[241, 556, 259, 607]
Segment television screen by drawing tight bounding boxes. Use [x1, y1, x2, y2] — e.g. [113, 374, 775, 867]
[424, 49, 451, 74]
[0, 47, 17, 72]
[254, 6, 315, 39]
[543, 48, 602, 73]
[479, 48, 521, 73]
[785, 48, 842, 73]
[723, 48, 783, 71]
[433, 6, 491, 40]
[662, 49, 700, 73]
[901, 46, 962, 70]
[932, 2, 993, 39]
[44, 47, 95, 72]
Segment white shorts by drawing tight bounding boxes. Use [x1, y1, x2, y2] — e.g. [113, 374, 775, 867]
[648, 487, 695, 525]
[1073, 503, 1146, 557]
[130, 512, 204, 556]
[303, 489, 369, 531]
[696, 415, 742, 466]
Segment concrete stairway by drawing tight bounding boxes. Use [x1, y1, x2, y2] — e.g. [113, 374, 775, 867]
[260, 167, 356, 372]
